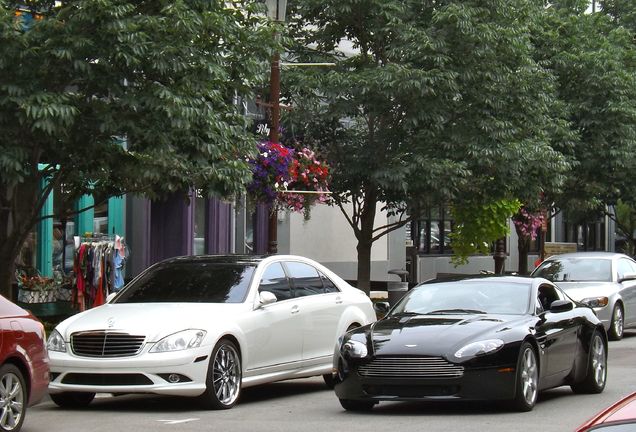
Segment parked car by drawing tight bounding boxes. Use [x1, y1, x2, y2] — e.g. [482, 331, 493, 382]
[334, 276, 607, 412]
[0, 295, 49, 432]
[575, 391, 636, 431]
[531, 252, 636, 340]
[47, 254, 375, 409]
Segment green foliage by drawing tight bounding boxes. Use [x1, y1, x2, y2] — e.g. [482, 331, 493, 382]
[532, 2, 636, 219]
[612, 200, 636, 256]
[449, 199, 522, 265]
[282, 0, 570, 288]
[0, 0, 276, 297]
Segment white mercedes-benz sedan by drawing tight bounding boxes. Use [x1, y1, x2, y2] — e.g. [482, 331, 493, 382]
[47, 254, 376, 409]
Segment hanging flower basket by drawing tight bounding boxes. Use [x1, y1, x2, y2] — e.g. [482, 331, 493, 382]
[248, 141, 330, 216]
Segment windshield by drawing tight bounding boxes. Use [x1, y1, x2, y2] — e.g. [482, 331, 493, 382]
[533, 258, 612, 282]
[391, 280, 530, 316]
[114, 262, 256, 303]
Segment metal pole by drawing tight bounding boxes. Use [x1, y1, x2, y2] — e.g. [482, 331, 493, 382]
[268, 51, 281, 254]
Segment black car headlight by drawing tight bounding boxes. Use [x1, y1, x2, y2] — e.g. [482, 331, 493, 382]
[342, 340, 368, 359]
[455, 339, 504, 359]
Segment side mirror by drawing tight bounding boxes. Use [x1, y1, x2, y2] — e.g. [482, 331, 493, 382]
[257, 291, 277, 308]
[550, 299, 574, 313]
[374, 302, 390, 316]
[619, 273, 636, 283]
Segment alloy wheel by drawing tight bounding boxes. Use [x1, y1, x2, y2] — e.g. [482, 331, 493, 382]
[591, 334, 606, 388]
[520, 347, 538, 406]
[613, 306, 624, 339]
[213, 343, 241, 406]
[0, 371, 24, 431]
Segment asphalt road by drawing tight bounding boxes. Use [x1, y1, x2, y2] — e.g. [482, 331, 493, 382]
[26, 330, 636, 432]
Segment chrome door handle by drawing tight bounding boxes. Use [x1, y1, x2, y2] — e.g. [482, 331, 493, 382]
[291, 305, 300, 314]
[335, 296, 343, 304]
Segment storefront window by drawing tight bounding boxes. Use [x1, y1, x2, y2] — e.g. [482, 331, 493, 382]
[412, 206, 453, 255]
[93, 201, 108, 235]
[193, 190, 206, 255]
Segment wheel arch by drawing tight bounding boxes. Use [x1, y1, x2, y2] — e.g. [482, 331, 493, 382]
[1, 357, 31, 400]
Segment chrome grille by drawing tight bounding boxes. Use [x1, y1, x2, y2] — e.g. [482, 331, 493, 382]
[71, 331, 145, 358]
[358, 356, 464, 378]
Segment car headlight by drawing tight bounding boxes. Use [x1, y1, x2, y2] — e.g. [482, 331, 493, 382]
[455, 339, 504, 359]
[47, 330, 67, 353]
[150, 329, 207, 353]
[341, 340, 368, 358]
[581, 297, 609, 308]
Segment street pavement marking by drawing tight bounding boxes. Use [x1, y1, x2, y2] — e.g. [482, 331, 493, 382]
[157, 419, 200, 425]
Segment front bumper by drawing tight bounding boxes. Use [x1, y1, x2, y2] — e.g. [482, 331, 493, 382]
[334, 362, 517, 402]
[48, 344, 212, 397]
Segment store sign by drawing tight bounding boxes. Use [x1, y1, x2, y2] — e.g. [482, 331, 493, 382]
[544, 242, 578, 257]
[254, 121, 270, 138]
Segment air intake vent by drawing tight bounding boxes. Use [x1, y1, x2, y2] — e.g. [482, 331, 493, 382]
[71, 331, 145, 358]
[358, 356, 464, 378]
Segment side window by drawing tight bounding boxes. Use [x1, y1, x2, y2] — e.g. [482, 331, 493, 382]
[537, 284, 562, 312]
[286, 262, 324, 298]
[617, 259, 635, 281]
[258, 263, 292, 301]
[320, 271, 340, 294]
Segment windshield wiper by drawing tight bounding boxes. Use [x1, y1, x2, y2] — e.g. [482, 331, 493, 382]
[427, 309, 487, 315]
[393, 311, 423, 316]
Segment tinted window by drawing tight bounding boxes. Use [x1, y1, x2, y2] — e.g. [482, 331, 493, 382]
[320, 272, 340, 293]
[115, 262, 255, 303]
[259, 263, 292, 301]
[393, 280, 530, 315]
[533, 258, 612, 282]
[286, 262, 324, 298]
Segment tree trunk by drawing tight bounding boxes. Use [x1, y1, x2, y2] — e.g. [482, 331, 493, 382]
[354, 188, 378, 296]
[516, 226, 530, 275]
[356, 240, 372, 296]
[0, 250, 17, 301]
[493, 237, 506, 274]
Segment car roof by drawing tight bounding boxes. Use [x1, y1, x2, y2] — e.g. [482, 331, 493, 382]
[158, 254, 270, 266]
[545, 252, 630, 260]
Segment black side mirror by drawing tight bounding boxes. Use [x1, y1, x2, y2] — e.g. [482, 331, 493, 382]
[374, 302, 390, 315]
[550, 299, 574, 313]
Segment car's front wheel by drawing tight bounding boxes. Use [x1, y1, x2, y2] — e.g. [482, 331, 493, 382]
[50, 392, 95, 409]
[511, 342, 539, 412]
[608, 304, 624, 341]
[571, 330, 606, 394]
[339, 398, 376, 411]
[198, 339, 242, 410]
[0, 364, 27, 432]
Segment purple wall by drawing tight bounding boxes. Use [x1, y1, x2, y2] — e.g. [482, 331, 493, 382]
[206, 198, 233, 253]
[150, 193, 193, 264]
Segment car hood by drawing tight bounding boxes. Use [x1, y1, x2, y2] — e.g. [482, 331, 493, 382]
[553, 281, 619, 301]
[56, 303, 246, 341]
[369, 314, 524, 357]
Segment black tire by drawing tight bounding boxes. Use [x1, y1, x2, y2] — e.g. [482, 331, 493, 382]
[511, 342, 539, 412]
[571, 330, 607, 394]
[50, 392, 95, 409]
[323, 373, 336, 389]
[198, 339, 242, 410]
[0, 364, 27, 432]
[325, 323, 361, 389]
[608, 304, 624, 341]
[339, 398, 375, 411]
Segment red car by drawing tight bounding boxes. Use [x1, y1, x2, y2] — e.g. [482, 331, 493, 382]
[576, 392, 636, 431]
[0, 295, 49, 432]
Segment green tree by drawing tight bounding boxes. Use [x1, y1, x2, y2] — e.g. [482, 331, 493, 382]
[284, 0, 568, 294]
[532, 0, 636, 224]
[0, 0, 275, 299]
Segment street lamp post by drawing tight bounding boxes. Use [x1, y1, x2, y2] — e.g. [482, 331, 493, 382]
[265, 0, 287, 254]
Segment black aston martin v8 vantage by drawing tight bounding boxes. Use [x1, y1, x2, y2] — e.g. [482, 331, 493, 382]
[334, 276, 607, 412]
